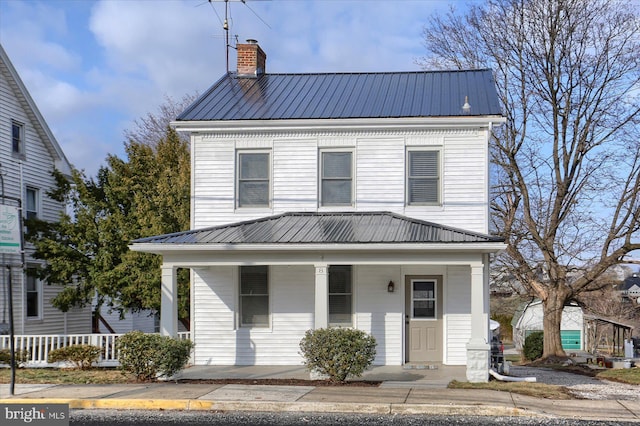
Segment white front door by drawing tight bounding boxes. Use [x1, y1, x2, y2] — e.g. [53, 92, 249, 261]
[405, 276, 443, 363]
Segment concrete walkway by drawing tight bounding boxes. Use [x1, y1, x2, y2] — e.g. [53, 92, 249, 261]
[1, 365, 639, 422]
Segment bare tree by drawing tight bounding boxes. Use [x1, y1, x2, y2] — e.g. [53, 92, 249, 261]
[419, 0, 640, 358]
[124, 93, 198, 147]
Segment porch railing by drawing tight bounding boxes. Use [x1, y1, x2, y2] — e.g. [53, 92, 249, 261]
[0, 332, 191, 367]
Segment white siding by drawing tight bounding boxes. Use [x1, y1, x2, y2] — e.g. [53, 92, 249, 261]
[193, 265, 314, 365]
[97, 308, 157, 334]
[192, 138, 236, 228]
[273, 139, 317, 211]
[355, 265, 403, 365]
[355, 139, 405, 211]
[444, 266, 472, 365]
[0, 54, 92, 336]
[192, 130, 490, 234]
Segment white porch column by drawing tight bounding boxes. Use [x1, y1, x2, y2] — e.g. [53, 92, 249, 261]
[314, 264, 329, 329]
[160, 264, 178, 337]
[466, 262, 490, 382]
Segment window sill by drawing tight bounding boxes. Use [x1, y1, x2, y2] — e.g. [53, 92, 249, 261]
[12, 152, 26, 161]
[237, 326, 272, 332]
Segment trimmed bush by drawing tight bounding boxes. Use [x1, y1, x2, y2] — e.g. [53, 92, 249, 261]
[299, 327, 377, 382]
[117, 331, 193, 381]
[47, 344, 101, 369]
[0, 349, 29, 367]
[523, 331, 544, 361]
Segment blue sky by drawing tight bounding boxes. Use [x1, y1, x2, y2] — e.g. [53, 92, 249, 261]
[0, 0, 465, 175]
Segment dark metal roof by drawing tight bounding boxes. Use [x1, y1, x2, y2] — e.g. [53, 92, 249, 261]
[620, 274, 640, 291]
[133, 212, 504, 246]
[177, 70, 503, 121]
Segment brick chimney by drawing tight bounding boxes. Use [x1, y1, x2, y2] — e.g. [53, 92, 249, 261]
[236, 39, 266, 78]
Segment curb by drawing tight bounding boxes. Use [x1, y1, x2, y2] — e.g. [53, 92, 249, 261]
[1, 398, 543, 418]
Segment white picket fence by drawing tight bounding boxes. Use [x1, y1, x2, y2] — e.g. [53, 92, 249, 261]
[0, 332, 191, 367]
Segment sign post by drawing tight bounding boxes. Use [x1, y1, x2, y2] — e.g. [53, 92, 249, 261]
[0, 203, 22, 396]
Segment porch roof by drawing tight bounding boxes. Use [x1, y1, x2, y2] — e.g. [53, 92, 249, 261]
[133, 211, 504, 246]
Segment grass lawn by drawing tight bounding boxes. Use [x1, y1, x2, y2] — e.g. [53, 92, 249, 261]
[0, 368, 134, 384]
[2, 364, 638, 400]
[449, 365, 640, 399]
[448, 379, 574, 399]
[597, 367, 640, 385]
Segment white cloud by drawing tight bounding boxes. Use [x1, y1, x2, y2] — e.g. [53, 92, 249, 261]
[1, 0, 453, 175]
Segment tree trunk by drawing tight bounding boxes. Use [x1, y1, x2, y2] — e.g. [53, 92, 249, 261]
[541, 291, 568, 358]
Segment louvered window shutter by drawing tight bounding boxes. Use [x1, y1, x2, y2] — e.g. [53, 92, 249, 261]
[408, 151, 439, 204]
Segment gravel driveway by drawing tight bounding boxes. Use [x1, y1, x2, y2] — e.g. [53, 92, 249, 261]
[509, 365, 639, 400]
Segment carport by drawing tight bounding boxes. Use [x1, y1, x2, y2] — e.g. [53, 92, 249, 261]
[584, 314, 633, 356]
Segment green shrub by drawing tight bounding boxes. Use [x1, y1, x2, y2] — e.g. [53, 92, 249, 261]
[0, 349, 29, 367]
[47, 344, 101, 369]
[299, 327, 377, 382]
[117, 331, 193, 381]
[523, 331, 544, 361]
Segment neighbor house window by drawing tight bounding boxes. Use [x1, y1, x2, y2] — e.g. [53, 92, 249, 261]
[12, 121, 24, 155]
[329, 265, 352, 326]
[26, 187, 39, 220]
[321, 151, 353, 206]
[239, 265, 269, 327]
[237, 151, 270, 207]
[26, 268, 41, 319]
[407, 150, 440, 205]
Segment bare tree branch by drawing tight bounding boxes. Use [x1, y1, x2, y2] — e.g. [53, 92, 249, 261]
[421, 0, 640, 358]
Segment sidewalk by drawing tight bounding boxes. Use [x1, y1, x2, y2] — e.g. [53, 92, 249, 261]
[2, 381, 639, 422]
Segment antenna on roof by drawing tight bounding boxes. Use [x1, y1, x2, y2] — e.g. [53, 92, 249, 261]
[207, 0, 271, 73]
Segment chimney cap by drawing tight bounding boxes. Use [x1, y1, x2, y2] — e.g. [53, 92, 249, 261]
[246, 39, 258, 44]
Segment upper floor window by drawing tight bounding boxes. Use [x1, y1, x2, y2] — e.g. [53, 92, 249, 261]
[407, 150, 440, 205]
[26, 187, 39, 220]
[237, 151, 270, 208]
[321, 151, 353, 206]
[239, 265, 269, 327]
[329, 265, 352, 326]
[26, 268, 41, 319]
[12, 121, 24, 155]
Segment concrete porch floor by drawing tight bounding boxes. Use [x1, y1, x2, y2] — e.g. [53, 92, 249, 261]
[177, 364, 467, 388]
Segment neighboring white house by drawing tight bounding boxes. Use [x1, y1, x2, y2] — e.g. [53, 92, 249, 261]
[93, 301, 158, 334]
[511, 299, 584, 351]
[0, 43, 92, 335]
[131, 41, 506, 382]
[620, 273, 640, 303]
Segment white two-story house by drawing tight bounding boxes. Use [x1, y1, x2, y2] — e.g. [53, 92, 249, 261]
[131, 41, 506, 382]
[0, 44, 92, 335]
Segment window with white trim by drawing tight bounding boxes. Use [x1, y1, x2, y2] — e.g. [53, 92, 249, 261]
[412, 280, 436, 319]
[329, 265, 352, 326]
[26, 187, 39, 220]
[26, 268, 41, 319]
[239, 265, 269, 327]
[321, 151, 353, 206]
[407, 150, 440, 205]
[237, 151, 270, 208]
[12, 120, 24, 155]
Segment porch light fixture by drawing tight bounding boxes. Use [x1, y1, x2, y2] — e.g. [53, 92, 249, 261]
[387, 281, 395, 293]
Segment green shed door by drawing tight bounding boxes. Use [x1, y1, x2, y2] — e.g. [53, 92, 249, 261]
[561, 330, 581, 350]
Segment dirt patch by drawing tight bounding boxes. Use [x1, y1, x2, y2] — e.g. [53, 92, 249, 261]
[177, 378, 381, 387]
[526, 359, 599, 377]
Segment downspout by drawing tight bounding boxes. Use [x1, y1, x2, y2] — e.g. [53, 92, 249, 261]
[486, 122, 493, 236]
[19, 160, 25, 334]
[490, 369, 536, 382]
